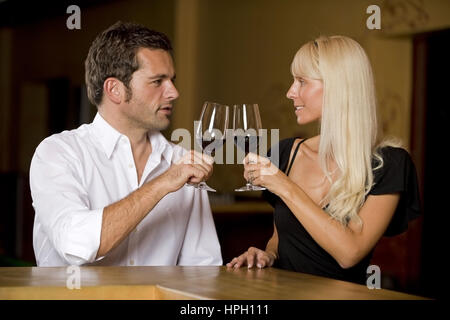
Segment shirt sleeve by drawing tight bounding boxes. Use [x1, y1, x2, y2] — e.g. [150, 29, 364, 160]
[177, 188, 223, 266]
[369, 147, 422, 236]
[30, 137, 104, 265]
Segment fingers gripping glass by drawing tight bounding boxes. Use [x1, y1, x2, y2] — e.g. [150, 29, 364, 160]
[191, 101, 229, 192]
[233, 103, 266, 192]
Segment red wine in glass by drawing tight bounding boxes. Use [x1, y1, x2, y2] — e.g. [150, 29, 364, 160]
[233, 135, 261, 156]
[196, 136, 226, 157]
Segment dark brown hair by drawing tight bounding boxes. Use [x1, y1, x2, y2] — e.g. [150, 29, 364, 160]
[85, 21, 172, 106]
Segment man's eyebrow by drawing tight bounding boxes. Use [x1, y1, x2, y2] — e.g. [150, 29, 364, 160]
[148, 73, 176, 80]
[148, 74, 168, 80]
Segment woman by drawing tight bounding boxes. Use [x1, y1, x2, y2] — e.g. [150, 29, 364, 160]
[226, 35, 421, 284]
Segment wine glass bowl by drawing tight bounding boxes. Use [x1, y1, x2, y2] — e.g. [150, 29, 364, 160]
[233, 103, 266, 192]
[192, 101, 229, 192]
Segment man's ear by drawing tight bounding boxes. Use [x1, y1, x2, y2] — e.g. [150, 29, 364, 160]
[103, 78, 125, 104]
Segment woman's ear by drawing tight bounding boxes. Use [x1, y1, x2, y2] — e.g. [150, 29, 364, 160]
[103, 78, 124, 104]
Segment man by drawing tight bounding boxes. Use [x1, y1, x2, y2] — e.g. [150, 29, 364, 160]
[30, 21, 222, 266]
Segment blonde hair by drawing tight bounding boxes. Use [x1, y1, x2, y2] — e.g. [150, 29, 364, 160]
[291, 35, 399, 227]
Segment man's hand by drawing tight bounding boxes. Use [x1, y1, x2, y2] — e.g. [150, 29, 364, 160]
[159, 150, 214, 193]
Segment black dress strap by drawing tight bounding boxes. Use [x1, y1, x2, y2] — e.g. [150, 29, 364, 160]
[286, 138, 307, 176]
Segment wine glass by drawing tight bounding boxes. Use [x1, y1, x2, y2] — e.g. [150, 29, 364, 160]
[191, 101, 229, 192]
[233, 103, 266, 192]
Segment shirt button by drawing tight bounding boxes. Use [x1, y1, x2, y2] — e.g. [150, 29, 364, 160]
[128, 163, 134, 168]
[129, 259, 134, 266]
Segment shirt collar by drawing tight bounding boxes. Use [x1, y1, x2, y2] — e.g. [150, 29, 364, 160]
[147, 130, 174, 166]
[92, 113, 122, 159]
[91, 112, 174, 163]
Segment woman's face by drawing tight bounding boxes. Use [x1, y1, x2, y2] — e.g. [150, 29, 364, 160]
[286, 76, 323, 125]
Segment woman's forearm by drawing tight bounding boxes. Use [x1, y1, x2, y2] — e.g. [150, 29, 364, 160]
[275, 181, 360, 268]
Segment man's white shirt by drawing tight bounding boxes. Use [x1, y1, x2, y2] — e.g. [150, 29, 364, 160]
[30, 113, 222, 266]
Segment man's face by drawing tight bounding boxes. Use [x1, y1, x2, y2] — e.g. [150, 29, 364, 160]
[120, 48, 179, 131]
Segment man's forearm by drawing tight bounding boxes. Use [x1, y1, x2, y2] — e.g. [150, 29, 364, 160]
[96, 174, 170, 258]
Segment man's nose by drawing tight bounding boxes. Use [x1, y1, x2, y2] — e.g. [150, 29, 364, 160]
[165, 80, 179, 100]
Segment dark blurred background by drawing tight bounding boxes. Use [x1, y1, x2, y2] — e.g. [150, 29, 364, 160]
[0, 0, 448, 299]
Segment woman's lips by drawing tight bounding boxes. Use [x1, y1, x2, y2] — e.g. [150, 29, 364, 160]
[294, 106, 304, 114]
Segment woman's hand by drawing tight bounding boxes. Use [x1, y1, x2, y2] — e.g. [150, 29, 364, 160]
[243, 153, 290, 194]
[226, 247, 277, 269]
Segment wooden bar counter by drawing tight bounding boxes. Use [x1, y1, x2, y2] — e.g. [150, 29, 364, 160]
[0, 266, 426, 300]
